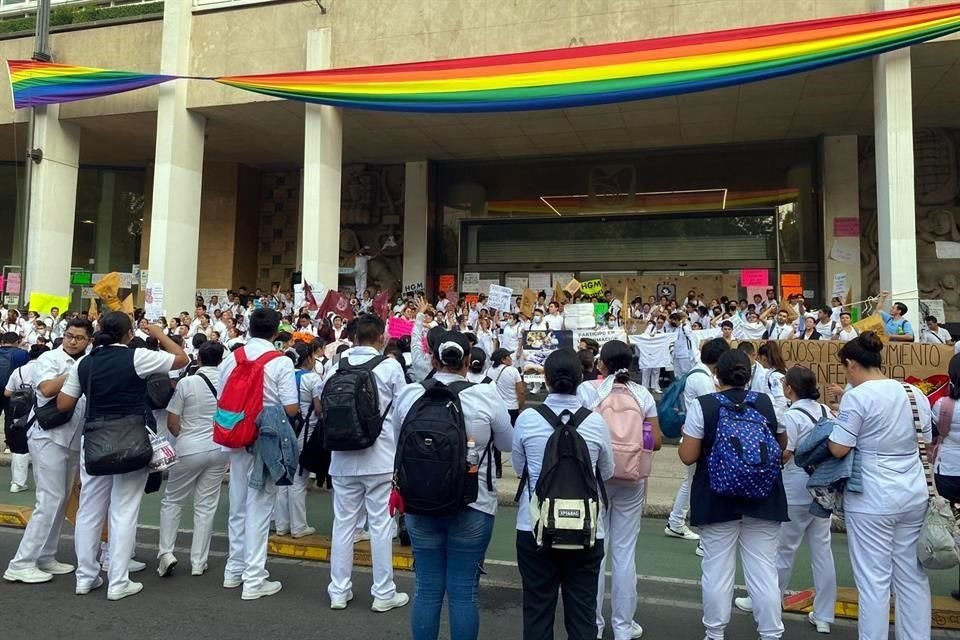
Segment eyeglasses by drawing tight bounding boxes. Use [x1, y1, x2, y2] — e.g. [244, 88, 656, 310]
[63, 333, 89, 343]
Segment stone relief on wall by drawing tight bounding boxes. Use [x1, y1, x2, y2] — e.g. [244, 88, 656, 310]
[859, 129, 960, 322]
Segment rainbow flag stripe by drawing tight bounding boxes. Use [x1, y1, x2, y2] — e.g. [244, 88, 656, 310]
[7, 60, 175, 109]
[215, 3, 960, 112]
[7, 3, 960, 112]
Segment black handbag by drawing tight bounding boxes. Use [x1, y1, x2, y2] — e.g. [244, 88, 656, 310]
[81, 352, 152, 476]
[35, 399, 74, 430]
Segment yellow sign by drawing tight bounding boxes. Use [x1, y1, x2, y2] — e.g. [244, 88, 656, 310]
[580, 278, 603, 296]
[28, 292, 69, 315]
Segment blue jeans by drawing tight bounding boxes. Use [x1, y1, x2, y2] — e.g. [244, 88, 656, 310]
[405, 508, 495, 640]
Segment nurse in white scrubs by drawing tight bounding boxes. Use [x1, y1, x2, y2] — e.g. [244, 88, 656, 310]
[829, 332, 932, 640]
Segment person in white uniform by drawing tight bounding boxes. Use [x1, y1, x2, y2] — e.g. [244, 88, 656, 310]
[931, 354, 960, 599]
[680, 349, 788, 640]
[734, 366, 836, 633]
[273, 341, 321, 539]
[578, 340, 661, 640]
[58, 313, 187, 600]
[1, 331, 30, 492]
[920, 315, 953, 345]
[666, 338, 729, 550]
[393, 331, 513, 640]
[764, 308, 796, 341]
[641, 315, 667, 392]
[829, 332, 932, 640]
[315, 314, 409, 613]
[157, 341, 229, 578]
[832, 312, 859, 344]
[219, 308, 299, 601]
[3, 333, 81, 584]
[757, 342, 789, 419]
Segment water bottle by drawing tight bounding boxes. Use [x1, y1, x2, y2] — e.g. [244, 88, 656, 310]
[466, 439, 480, 474]
[642, 422, 655, 451]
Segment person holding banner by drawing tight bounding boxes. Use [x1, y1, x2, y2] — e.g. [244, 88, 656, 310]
[873, 291, 915, 343]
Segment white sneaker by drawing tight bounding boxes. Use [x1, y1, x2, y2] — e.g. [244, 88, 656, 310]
[631, 621, 644, 638]
[3, 567, 53, 584]
[808, 612, 831, 634]
[242, 580, 282, 601]
[291, 526, 316, 539]
[275, 529, 290, 537]
[223, 574, 243, 589]
[664, 524, 700, 541]
[38, 561, 75, 576]
[107, 581, 144, 601]
[695, 542, 704, 557]
[101, 559, 146, 574]
[75, 575, 104, 595]
[330, 590, 354, 610]
[9, 483, 27, 493]
[157, 553, 177, 577]
[372, 592, 410, 613]
[192, 563, 208, 577]
[734, 596, 753, 613]
[352, 529, 371, 544]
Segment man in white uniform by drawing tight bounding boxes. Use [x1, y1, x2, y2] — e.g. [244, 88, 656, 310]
[220, 308, 299, 601]
[920, 316, 953, 345]
[3, 319, 92, 584]
[315, 314, 409, 613]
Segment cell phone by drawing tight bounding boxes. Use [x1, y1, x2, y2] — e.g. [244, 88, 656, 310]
[274, 341, 284, 350]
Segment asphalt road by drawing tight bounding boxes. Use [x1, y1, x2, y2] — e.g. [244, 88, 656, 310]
[0, 525, 871, 640]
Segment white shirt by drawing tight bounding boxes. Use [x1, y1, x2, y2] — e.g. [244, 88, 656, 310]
[734, 322, 766, 341]
[683, 390, 786, 438]
[544, 313, 564, 331]
[466, 371, 491, 384]
[815, 319, 838, 340]
[682, 362, 717, 412]
[835, 326, 858, 343]
[512, 394, 614, 534]
[766, 321, 795, 341]
[500, 323, 520, 353]
[932, 398, 960, 476]
[166, 367, 220, 457]
[217, 337, 297, 409]
[831, 379, 931, 515]
[489, 364, 522, 410]
[314, 346, 406, 477]
[393, 372, 513, 516]
[576, 379, 657, 419]
[31, 347, 86, 451]
[781, 400, 833, 505]
[920, 327, 952, 345]
[62, 345, 176, 398]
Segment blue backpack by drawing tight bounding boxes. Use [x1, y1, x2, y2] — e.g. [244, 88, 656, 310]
[707, 391, 781, 500]
[657, 369, 709, 438]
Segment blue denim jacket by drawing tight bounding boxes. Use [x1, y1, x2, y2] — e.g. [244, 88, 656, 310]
[249, 405, 298, 489]
[793, 419, 863, 518]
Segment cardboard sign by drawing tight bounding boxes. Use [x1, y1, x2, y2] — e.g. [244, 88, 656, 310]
[564, 278, 582, 295]
[403, 282, 425, 295]
[552, 273, 575, 288]
[438, 274, 456, 292]
[580, 279, 604, 296]
[487, 284, 513, 311]
[740, 269, 769, 288]
[833, 217, 860, 237]
[520, 288, 537, 317]
[461, 273, 480, 293]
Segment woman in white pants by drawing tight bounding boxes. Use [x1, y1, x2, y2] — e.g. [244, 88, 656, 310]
[734, 366, 836, 633]
[829, 332, 932, 640]
[640, 316, 666, 392]
[58, 313, 188, 601]
[158, 341, 229, 577]
[273, 341, 321, 538]
[578, 340, 661, 640]
[680, 349, 788, 640]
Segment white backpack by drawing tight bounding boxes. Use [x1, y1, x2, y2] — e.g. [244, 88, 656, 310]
[591, 380, 654, 482]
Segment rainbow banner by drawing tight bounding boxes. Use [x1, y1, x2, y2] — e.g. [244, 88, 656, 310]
[7, 3, 960, 112]
[7, 60, 176, 109]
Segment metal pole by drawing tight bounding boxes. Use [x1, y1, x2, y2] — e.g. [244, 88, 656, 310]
[19, 0, 52, 304]
[774, 207, 783, 301]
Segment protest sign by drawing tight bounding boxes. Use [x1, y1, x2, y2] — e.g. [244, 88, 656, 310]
[438, 274, 456, 292]
[594, 302, 609, 324]
[520, 288, 537, 317]
[478, 280, 499, 295]
[528, 273, 551, 293]
[461, 273, 480, 293]
[831, 272, 848, 300]
[145, 284, 164, 321]
[387, 316, 415, 339]
[505, 276, 528, 292]
[552, 273, 575, 288]
[580, 279, 603, 296]
[487, 284, 513, 311]
[740, 269, 768, 288]
[564, 278, 582, 296]
[521, 330, 575, 367]
[29, 292, 69, 315]
[5, 272, 20, 294]
[403, 281, 425, 295]
[574, 328, 627, 349]
[564, 303, 597, 329]
[833, 218, 860, 237]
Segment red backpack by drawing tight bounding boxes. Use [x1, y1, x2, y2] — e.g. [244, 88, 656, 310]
[213, 347, 283, 448]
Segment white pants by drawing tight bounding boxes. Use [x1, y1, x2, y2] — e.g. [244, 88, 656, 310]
[777, 505, 836, 623]
[225, 448, 277, 591]
[845, 506, 931, 640]
[274, 427, 310, 535]
[675, 356, 694, 378]
[700, 517, 784, 640]
[328, 473, 396, 601]
[158, 449, 228, 570]
[10, 452, 29, 487]
[641, 369, 660, 392]
[74, 442, 148, 594]
[596, 481, 645, 640]
[668, 463, 696, 530]
[8, 438, 78, 571]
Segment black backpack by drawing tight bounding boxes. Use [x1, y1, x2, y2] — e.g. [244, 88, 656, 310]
[395, 380, 491, 516]
[145, 373, 175, 410]
[321, 356, 389, 451]
[299, 413, 331, 482]
[0, 348, 13, 396]
[6, 368, 36, 432]
[516, 406, 606, 550]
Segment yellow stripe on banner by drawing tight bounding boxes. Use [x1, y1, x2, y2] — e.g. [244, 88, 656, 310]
[229, 15, 960, 96]
[10, 65, 106, 83]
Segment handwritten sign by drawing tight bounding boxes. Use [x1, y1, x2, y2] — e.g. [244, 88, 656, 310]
[487, 284, 513, 311]
[833, 217, 860, 237]
[5, 272, 20, 294]
[580, 279, 604, 296]
[438, 274, 455, 292]
[505, 276, 528, 292]
[461, 273, 480, 293]
[574, 328, 627, 348]
[831, 272, 848, 300]
[387, 316, 415, 339]
[740, 269, 768, 288]
[144, 283, 164, 321]
[403, 282, 425, 295]
[830, 239, 857, 264]
[528, 273, 551, 293]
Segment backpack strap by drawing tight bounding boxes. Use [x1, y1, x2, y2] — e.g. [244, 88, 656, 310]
[902, 383, 935, 497]
[196, 372, 217, 399]
[790, 406, 819, 426]
[481, 376, 492, 384]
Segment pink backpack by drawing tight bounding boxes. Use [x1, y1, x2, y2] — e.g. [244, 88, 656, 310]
[591, 380, 654, 482]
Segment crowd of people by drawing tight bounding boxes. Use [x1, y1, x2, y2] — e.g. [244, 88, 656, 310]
[0, 281, 958, 640]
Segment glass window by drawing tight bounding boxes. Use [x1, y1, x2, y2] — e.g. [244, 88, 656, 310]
[71, 168, 147, 274]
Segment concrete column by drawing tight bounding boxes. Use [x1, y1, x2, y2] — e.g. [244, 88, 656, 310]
[820, 136, 862, 306]
[147, 0, 206, 316]
[873, 0, 919, 329]
[301, 28, 343, 292]
[24, 104, 80, 301]
[402, 161, 429, 292]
